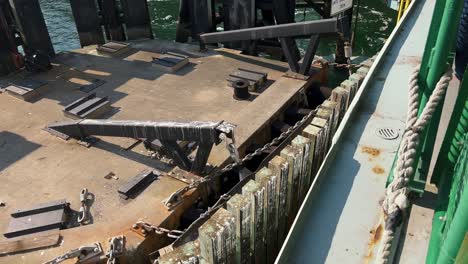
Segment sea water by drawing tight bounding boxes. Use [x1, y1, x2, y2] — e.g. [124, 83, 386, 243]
[39, 0, 396, 57]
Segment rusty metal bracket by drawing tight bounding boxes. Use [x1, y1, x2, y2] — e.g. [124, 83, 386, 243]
[166, 167, 204, 185]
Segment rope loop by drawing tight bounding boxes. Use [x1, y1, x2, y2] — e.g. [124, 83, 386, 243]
[377, 65, 453, 263]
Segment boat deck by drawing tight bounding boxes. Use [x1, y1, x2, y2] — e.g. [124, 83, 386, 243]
[277, 0, 438, 263]
[0, 40, 313, 263]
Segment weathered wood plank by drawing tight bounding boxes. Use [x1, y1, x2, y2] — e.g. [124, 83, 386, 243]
[242, 180, 265, 264]
[340, 79, 359, 103]
[227, 194, 252, 264]
[255, 167, 278, 263]
[268, 156, 289, 245]
[198, 208, 235, 263]
[315, 107, 333, 149]
[320, 100, 339, 140]
[302, 125, 322, 179]
[157, 241, 200, 264]
[311, 117, 330, 165]
[330, 87, 350, 124]
[280, 146, 303, 226]
[291, 135, 312, 201]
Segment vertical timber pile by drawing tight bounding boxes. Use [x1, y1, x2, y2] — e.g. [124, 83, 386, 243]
[8, 0, 54, 57]
[223, 0, 255, 53]
[120, 0, 153, 40]
[98, 0, 125, 41]
[176, 0, 214, 42]
[70, 0, 153, 47]
[0, 0, 20, 76]
[70, 0, 105, 47]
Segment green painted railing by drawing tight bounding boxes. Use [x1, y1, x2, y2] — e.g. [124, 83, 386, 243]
[384, 0, 468, 262]
[426, 67, 468, 263]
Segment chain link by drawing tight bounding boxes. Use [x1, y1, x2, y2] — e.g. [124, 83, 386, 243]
[133, 220, 185, 239]
[163, 108, 318, 208]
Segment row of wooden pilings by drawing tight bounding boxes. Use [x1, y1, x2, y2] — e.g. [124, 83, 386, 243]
[158, 65, 371, 264]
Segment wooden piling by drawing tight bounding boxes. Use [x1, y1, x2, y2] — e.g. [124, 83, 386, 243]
[255, 167, 278, 263]
[291, 135, 312, 201]
[330, 87, 350, 123]
[227, 194, 252, 264]
[99, 0, 125, 41]
[280, 146, 303, 226]
[268, 156, 289, 244]
[192, 0, 214, 39]
[302, 124, 323, 178]
[315, 107, 333, 149]
[311, 117, 330, 165]
[340, 79, 359, 102]
[120, 0, 153, 40]
[320, 100, 339, 140]
[158, 241, 200, 264]
[242, 180, 265, 264]
[199, 208, 236, 263]
[0, 1, 18, 76]
[9, 0, 55, 57]
[223, 0, 256, 52]
[69, 0, 105, 46]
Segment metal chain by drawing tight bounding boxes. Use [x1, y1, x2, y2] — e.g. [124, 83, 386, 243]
[163, 108, 318, 208]
[106, 235, 124, 264]
[133, 220, 185, 239]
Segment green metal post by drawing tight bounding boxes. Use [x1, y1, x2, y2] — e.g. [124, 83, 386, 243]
[436, 150, 468, 264]
[419, 0, 447, 83]
[427, 69, 468, 263]
[415, 0, 464, 187]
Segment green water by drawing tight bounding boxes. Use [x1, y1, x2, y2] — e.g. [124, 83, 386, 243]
[39, 0, 396, 57]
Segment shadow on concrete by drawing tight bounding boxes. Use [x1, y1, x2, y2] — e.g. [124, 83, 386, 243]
[0, 131, 41, 171]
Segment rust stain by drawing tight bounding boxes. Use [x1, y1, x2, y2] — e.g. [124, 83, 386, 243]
[372, 166, 385, 174]
[364, 224, 384, 263]
[362, 146, 381, 157]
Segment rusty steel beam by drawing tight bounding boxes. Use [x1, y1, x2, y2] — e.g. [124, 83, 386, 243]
[47, 119, 233, 144]
[199, 18, 338, 44]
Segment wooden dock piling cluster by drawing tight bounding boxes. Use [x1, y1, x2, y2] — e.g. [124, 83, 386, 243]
[157, 64, 370, 264]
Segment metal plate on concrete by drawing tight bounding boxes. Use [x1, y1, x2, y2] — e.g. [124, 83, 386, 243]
[63, 93, 111, 119]
[5, 78, 48, 101]
[4, 209, 66, 238]
[118, 169, 159, 199]
[12, 199, 69, 218]
[96, 41, 131, 56]
[151, 52, 189, 73]
[227, 68, 268, 92]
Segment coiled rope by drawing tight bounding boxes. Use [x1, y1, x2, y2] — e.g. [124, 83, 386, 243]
[377, 65, 453, 263]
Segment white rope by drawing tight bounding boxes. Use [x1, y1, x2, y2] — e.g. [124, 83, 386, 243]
[377, 66, 453, 263]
